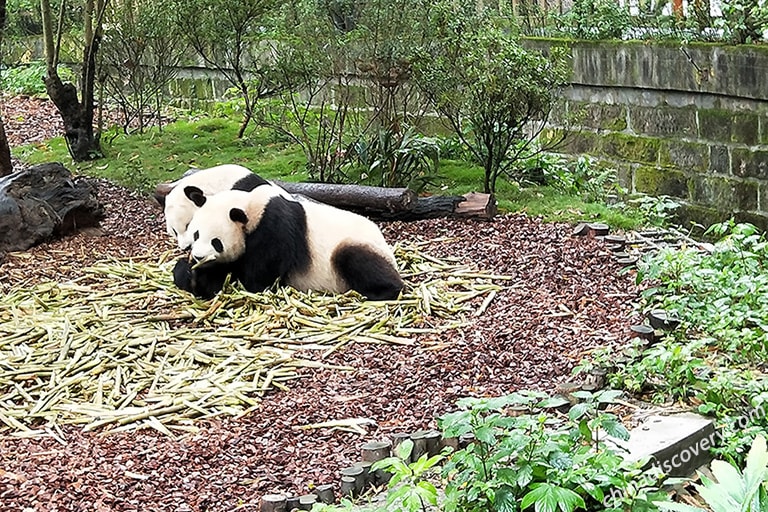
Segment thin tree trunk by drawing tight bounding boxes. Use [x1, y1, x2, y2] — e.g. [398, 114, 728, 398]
[40, 0, 105, 162]
[0, 0, 13, 176]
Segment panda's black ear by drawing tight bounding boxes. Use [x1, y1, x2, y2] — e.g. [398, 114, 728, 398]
[184, 186, 207, 207]
[230, 208, 249, 225]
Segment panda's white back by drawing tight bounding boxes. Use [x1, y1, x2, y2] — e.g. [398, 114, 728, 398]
[288, 200, 395, 294]
[164, 164, 253, 247]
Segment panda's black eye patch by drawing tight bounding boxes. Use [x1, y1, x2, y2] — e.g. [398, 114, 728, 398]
[212, 238, 223, 253]
[193, 231, 199, 241]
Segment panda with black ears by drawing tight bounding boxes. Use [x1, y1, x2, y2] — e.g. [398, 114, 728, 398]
[157, 164, 290, 250]
[172, 187, 405, 301]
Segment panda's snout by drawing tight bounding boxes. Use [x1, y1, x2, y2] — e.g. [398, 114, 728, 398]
[189, 253, 216, 270]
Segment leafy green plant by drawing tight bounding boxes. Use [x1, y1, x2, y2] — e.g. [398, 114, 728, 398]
[370, 439, 445, 512]
[715, 0, 768, 44]
[413, 0, 569, 194]
[625, 195, 681, 227]
[438, 391, 666, 512]
[657, 435, 768, 512]
[540, 155, 618, 203]
[564, 0, 632, 39]
[351, 128, 440, 191]
[0, 62, 75, 96]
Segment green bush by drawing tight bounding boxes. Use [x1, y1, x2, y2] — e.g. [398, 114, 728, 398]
[0, 62, 75, 96]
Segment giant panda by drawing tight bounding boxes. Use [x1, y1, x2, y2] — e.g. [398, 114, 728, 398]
[174, 187, 404, 301]
[159, 164, 274, 249]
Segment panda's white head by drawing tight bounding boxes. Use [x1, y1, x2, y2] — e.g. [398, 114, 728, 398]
[162, 164, 254, 249]
[164, 184, 200, 248]
[187, 188, 279, 266]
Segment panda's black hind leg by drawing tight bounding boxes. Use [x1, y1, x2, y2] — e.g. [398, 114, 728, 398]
[332, 245, 404, 301]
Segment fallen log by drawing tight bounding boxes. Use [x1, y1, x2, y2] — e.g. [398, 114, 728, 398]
[273, 180, 417, 213]
[153, 173, 496, 221]
[372, 191, 497, 221]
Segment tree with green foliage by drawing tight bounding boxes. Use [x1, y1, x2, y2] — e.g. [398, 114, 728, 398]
[413, 1, 569, 194]
[171, 0, 281, 139]
[266, 0, 442, 186]
[262, 0, 366, 183]
[99, 0, 186, 133]
[40, 0, 106, 162]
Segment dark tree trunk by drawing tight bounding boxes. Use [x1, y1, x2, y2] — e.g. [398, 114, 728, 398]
[0, 117, 12, 177]
[0, 0, 12, 176]
[44, 38, 103, 162]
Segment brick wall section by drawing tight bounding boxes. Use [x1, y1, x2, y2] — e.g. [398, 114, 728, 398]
[525, 38, 768, 230]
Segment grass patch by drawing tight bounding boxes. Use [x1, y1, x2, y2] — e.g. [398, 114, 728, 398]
[14, 112, 647, 228]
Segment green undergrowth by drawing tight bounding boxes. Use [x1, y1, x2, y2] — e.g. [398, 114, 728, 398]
[15, 113, 648, 229]
[577, 220, 768, 467]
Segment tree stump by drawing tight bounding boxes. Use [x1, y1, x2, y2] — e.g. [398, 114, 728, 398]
[0, 162, 104, 255]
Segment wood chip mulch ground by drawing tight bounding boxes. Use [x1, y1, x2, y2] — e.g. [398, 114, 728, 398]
[0, 97, 644, 512]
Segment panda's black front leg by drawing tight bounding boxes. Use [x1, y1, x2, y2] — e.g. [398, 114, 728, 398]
[172, 257, 230, 299]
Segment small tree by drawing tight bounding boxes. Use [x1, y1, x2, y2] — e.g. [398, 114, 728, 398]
[41, 0, 106, 162]
[414, 2, 569, 194]
[171, 0, 281, 138]
[99, 0, 186, 133]
[263, 0, 367, 183]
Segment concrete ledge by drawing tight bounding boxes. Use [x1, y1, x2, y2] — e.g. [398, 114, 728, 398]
[615, 413, 716, 477]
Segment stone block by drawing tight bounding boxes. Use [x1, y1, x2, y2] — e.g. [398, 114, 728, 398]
[619, 413, 716, 478]
[699, 109, 734, 142]
[635, 166, 690, 199]
[629, 106, 697, 138]
[735, 211, 768, 232]
[660, 140, 710, 173]
[690, 176, 758, 212]
[555, 130, 602, 155]
[761, 182, 768, 211]
[760, 114, 768, 145]
[731, 112, 760, 145]
[601, 133, 660, 165]
[709, 145, 730, 174]
[732, 148, 768, 180]
[676, 203, 731, 235]
[569, 101, 627, 131]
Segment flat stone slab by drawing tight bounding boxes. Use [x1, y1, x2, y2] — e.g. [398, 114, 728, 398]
[614, 413, 716, 477]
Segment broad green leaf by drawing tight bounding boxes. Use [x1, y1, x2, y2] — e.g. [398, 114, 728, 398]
[578, 419, 593, 442]
[595, 389, 623, 403]
[600, 416, 630, 441]
[395, 439, 414, 461]
[707, 459, 745, 502]
[569, 403, 590, 421]
[416, 481, 439, 506]
[538, 396, 570, 409]
[521, 483, 585, 512]
[743, 435, 768, 502]
[475, 425, 497, 445]
[495, 485, 518, 512]
[654, 501, 707, 512]
[579, 481, 604, 503]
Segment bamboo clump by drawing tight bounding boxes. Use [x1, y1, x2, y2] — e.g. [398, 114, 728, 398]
[0, 242, 508, 437]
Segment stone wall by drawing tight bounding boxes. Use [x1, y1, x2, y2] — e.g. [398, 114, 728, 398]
[525, 38, 768, 229]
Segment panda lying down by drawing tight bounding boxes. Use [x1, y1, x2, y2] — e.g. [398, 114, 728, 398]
[172, 186, 405, 301]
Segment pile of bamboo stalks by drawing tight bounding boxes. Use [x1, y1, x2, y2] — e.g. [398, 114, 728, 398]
[0, 242, 506, 437]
